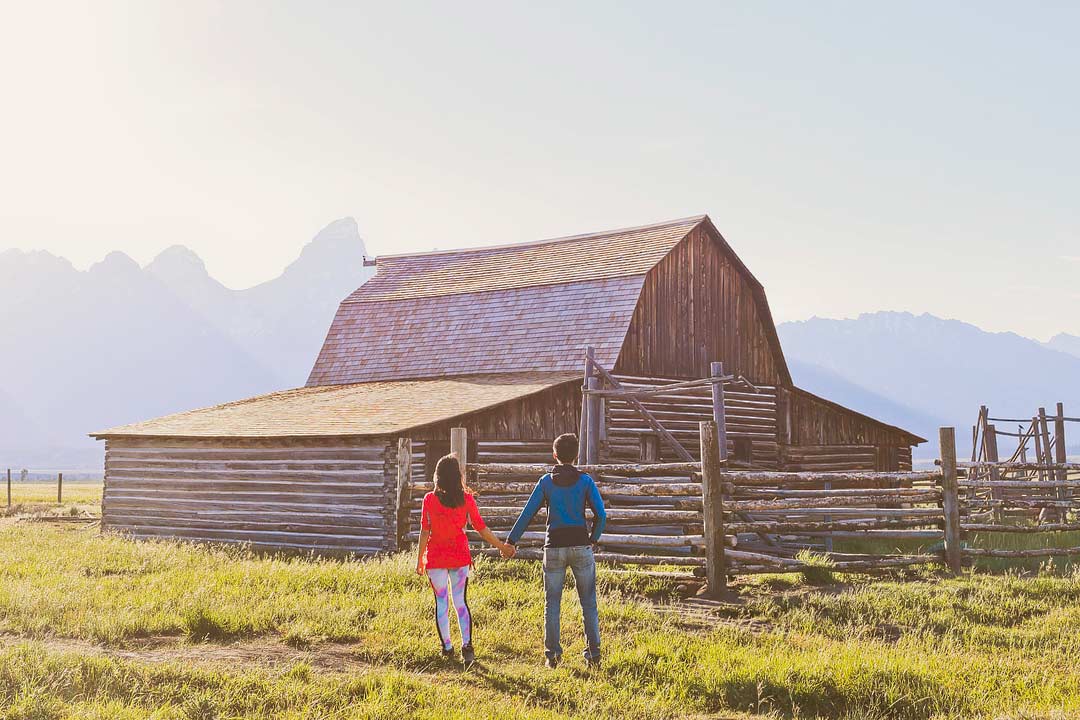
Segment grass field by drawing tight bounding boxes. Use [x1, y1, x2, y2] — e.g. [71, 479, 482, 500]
[2, 523, 1080, 718]
[1, 480, 102, 516]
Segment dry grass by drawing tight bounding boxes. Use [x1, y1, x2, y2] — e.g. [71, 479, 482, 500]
[1, 523, 1080, 718]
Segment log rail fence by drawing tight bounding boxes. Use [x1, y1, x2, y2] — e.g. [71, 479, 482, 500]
[393, 422, 1080, 595]
[401, 425, 958, 595]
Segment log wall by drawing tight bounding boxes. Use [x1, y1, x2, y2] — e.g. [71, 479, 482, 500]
[406, 440, 710, 564]
[102, 436, 396, 554]
[605, 374, 780, 468]
[786, 388, 919, 470]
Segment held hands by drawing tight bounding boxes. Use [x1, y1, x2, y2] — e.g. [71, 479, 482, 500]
[500, 542, 517, 559]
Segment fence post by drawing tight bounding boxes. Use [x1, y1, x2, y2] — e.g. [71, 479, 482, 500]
[1055, 403, 1068, 504]
[451, 427, 468, 469]
[578, 346, 595, 463]
[709, 361, 728, 461]
[6, 469, 10, 508]
[57, 472, 63, 504]
[700, 420, 727, 596]
[984, 424, 1001, 521]
[586, 376, 602, 465]
[939, 427, 962, 575]
[395, 437, 413, 550]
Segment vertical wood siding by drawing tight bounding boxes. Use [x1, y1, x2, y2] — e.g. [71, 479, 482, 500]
[411, 381, 582, 443]
[615, 225, 786, 385]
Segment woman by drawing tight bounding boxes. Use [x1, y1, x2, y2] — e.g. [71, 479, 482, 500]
[416, 453, 512, 666]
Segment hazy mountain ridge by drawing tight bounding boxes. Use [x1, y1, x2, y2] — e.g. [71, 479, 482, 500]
[1047, 333, 1080, 359]
[3, 228, 1076, 469]
[778, 312, 1080, 456]
[0, 219, 373, 470]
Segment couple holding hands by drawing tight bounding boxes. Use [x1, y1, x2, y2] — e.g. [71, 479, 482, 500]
[415, 432, 607, 669]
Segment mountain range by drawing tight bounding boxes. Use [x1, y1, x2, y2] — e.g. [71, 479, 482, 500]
[1, 221, 1077, 469]
[0, 219, 373, 470]
[778, 313, 1080, 456]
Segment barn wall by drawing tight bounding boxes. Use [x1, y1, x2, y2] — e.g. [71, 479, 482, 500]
[410, 381, 581, 443]
[615, 224, 787, 385]
[102, 436, 396, 554]
[784, 389, 918, 471]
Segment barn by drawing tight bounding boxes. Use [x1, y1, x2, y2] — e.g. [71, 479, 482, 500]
[92, 215, 924, 555]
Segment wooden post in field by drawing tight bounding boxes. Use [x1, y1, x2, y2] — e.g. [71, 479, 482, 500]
[578, 346, 595, 462]
[1038, 407, 1057, 519]
[984, 425, 1001, 522]
[1033, 416, 1047, 484]
[1055, 404, 1068, 504]
[710, 362, 728, 461]
[395, 438, 413, 550]
[586, 375, 602, 465]
[6, 469, 10, 508]
[57, 472, 63, 504]
[450, 427, 468, 469]
[939, 427, 962, 575]
[700, 420, 727, 595]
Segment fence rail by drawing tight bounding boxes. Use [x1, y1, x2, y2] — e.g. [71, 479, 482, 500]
[393, 424, 1080, 597]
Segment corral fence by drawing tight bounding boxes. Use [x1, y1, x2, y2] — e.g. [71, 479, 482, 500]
[402, 425, 1080, 596]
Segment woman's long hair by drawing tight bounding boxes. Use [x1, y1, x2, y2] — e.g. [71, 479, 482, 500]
[434, 453, 469, 508]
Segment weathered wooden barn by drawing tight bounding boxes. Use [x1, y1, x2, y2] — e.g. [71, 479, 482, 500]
[92, 215, 924, 554]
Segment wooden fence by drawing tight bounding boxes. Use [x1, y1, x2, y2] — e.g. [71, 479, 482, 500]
[399, 424, 947, 595]
[395, 424, 1080, 595]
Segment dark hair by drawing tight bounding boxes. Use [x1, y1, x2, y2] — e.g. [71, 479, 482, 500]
[553, 433, 579, 464]
[434, 453, 467, 508]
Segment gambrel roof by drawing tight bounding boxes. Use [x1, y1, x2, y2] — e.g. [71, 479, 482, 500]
[307, 216, 714, 386]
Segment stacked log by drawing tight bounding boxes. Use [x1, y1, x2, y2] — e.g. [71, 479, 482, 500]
[605, 374, 780, 468]
[102, 437, 396, 554]
[412, 453, 951, 575]
[955, 462, 1080, 561]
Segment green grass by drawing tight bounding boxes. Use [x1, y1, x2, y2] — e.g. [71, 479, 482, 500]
[2, 524, 1080, 718]
[2, 480, 102, 515]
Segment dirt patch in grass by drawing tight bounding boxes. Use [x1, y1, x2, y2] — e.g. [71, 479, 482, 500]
[0, 632, 371, 674]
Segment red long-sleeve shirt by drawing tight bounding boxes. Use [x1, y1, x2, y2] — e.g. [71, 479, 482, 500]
[421, 492, 487, 569]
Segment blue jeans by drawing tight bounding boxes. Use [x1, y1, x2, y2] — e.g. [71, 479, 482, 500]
[543, 545, 600, 660]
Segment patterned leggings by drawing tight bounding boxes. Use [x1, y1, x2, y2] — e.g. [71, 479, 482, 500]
[426, 566, 472, 650]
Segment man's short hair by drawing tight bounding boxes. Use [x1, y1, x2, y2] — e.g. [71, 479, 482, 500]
[553, 433, 579, 464]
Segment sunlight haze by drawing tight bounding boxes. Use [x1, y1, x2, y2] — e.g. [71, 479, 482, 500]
[1, 1, 1076, 338]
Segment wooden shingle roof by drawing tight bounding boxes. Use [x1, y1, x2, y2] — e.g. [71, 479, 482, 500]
[91, 372, 578, 439]
[352, 215, 705, 302]
[308, 216, 704, 386]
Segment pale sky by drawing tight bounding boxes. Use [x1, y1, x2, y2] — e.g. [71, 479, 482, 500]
[2, 2, 1077, 339]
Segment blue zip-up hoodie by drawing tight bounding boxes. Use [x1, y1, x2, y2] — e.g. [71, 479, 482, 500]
[507, 464, 607, 547]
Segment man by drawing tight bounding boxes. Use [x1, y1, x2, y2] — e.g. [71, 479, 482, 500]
[505, 432, 607, 668]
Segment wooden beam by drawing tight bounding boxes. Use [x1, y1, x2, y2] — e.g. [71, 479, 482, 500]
[395, 438, 413, 551]
[469, 461, 703, 477]
[589, 361, 694, 462]
[700, 420, 726, 596]
[710, 361, 728, 461]
[451, 427, 468, 468]
[586, 375, 601, 465]
[940, 427, 962, 575]
[1055, 403, 1069, 506]
[578, 346, 594, 462]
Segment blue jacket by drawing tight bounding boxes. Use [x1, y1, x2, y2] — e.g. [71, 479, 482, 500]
[507, 464, 607, 547]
